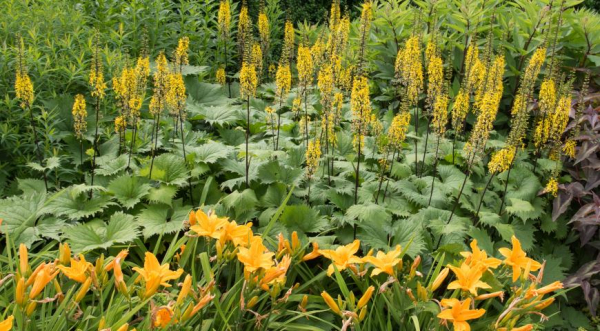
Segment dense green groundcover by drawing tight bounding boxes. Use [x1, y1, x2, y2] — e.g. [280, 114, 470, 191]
[0, 0, 600, 330]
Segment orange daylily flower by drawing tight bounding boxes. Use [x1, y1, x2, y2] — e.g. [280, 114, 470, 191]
[153, 306, 176, 328]
[437, 298, 485, 331]
[105, 250, 129, 272]
[447, 263, 491, 296]
[498, 236, 541, 282]
[217, 220, 253, 247]
[237, 236, 275, 273]
[302, 242, 321, 261]
[534, 281, 563, 296]
[0, 315, 13, 331]
[132, 252, 184, 299]
[319, 240, 362, 276]
[57, 254, 93, 283]
[460, 240, 501, 270]
[260, 255, 292, 289]
[362, 245, 402, 276]
[29, 263, 59, 299]
[189, 210, 228, 238]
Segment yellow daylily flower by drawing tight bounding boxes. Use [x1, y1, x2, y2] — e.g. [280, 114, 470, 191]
[189, 210, 228, 239]
[362, 245, 402, 276]
[460, 240, 501, 270]
[57, 254, 93, 283]
[132, 252, 184, 299]
[319, 240, 362, 276]
[0, 315, 13, 331]
[237, 236, 274, 273]
[302, 242, 321, 261]
[217, 220, 253, 247]
[260, 255, 291, 289]
[498, 236, 541, 282]
[447, 263, 491, 296]
[29, 263, 59, 299]
[437, 298, 485, 331]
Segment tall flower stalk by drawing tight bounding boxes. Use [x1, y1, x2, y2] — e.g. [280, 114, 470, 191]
[15, 38, 48, 190]
[297, 44, 314, 147]
[72, 94, 87, 182]
[89, 34, 107, 193]
[217, 0, 232, 97]
[381, 105, 410, 203]
[240, 62, 258, 188]
[305, 138, 321, 205]
[350, 76, 372, 207]
[274, 62, 291, 151]
[148, 52, 169, 178]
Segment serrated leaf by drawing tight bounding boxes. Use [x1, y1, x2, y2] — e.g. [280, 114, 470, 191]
[222, 189, 258, 216]
[95, 154, 133, 176]
[147, 185, 178, 206]
[346, 203, 391, 225]
[505, 198, 535, 215]
[43, 186, 113, 221]
[18, 179, 46, 196]
[188, 141, 232, 164]
[280, 205, 328, 234]
[137, 204, 189, 238]
[139, 154, 189, 186]
[107, 175, 151, 209]
[64, 212, 139, 252]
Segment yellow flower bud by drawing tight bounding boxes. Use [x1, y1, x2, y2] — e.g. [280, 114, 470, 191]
[321, 291, 342, 315]
[357, 286, 374, 310]
[247, 296, 259, 309]
[430, 267, 449, 291]
[75, 277, 92, 303]
[15, 276, 26, 306]
[26, 301, 37, 316]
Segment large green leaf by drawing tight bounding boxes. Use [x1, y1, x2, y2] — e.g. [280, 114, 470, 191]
[136, 203, 189, 238]
[107, 175, 151, 209]
[345, 203, 391, 226]
[188, 141, 232, 164]
[139, 154, 189, 186]
[279, 205, 328, 234]
[43, 185, 113, 221]
[64, 212, 139, 252]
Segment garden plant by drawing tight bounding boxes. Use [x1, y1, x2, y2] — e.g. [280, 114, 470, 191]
[0, 0, 599, 330]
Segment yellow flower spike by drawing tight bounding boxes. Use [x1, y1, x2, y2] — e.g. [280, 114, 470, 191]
[357, 286, 374, 310]
[498, 236, 541, 282]
[475, 291, 504, 301]
[437, 298, 485, 331]
[239, 62, 257, 99]
[362, 245, 402, 277]
[29, 264, 58, 299]
[544, 177, 559, 197]
[237, 236, 274, 273]
[447, 263, 491, 296]
[319, 240, 362, 276]
[176, 274, 192, 307]
[216, 67, 226, 86]
[71, 94, 87, 140]
[321, 291, 342, 315]
[57, 254, 93, 283]
[58, 243, 71, 266]
[15, 276, 25, 306]
[153, 306, 176, 328]
[19, 244, 29, 277]
[25, 301, 37, 317]
[132, 252, 184, 300]
[430, 267, 449, 291]
[75, 277, 93, 303]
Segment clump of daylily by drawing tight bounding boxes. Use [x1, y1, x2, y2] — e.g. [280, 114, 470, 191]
[1, 211, 562, 331]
